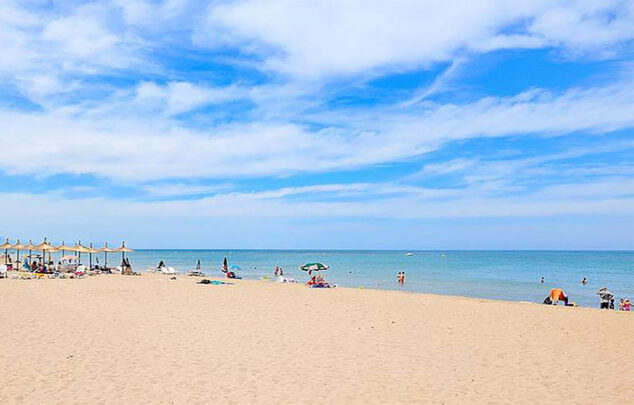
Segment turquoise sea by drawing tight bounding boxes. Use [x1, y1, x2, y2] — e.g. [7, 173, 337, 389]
[110, 250, 634, 308]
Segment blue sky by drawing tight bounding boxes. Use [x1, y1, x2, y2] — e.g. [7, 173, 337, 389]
[0, 0, 633, 249]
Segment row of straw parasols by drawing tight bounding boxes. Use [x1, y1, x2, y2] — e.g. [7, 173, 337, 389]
[0, 238, 133, 268]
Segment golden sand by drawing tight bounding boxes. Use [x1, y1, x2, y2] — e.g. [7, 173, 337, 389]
[1, 273, 633, 404]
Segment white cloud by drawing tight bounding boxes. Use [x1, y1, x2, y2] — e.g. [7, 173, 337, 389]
[135, 81, 248, 115]
[0, 77, 633, 182]
[202, 0, 634, 77]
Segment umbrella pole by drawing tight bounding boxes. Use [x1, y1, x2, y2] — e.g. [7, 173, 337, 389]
[90, 253, 92, 270]
[105, 252, 108, 268]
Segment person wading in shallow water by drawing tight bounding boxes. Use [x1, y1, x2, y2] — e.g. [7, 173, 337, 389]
[397, 271, 405, 284]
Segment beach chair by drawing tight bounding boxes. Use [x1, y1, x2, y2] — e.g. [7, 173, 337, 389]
[0, 265, 7, 278]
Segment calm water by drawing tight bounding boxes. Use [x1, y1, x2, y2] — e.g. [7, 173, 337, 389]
[96, 249, 634, 308]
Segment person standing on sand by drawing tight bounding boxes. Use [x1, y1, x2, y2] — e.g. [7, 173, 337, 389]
[274, 266, 278, 276]
[596, 287, 613, 309]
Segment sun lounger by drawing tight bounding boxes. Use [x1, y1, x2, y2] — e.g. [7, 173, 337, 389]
[0, 265, 7, 278]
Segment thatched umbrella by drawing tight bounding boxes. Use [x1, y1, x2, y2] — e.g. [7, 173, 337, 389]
[88, 243, 101, 269]
[56, 241, 75, 258]
[114, 241, 133, 262]
[0, 238, 12, 263]
[34, 238, 56, 267]
[99, 243, 116, 268]
[24, 240, 35, 264]
[12, 239, 26, 264]
[72, 241, 91, 263]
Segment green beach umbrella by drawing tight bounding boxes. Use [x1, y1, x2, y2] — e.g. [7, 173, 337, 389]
[299, 263, 329, 272]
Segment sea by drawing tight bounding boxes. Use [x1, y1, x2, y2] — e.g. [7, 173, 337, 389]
[104, 249, 634, 308]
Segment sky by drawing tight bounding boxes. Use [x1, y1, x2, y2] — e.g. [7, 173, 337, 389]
[0, 0, 633, 250]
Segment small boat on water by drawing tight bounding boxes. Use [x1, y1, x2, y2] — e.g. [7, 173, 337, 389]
[405, 252, 413, 256]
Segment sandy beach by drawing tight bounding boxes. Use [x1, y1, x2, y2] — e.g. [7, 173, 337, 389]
[1, 273, 633, 404]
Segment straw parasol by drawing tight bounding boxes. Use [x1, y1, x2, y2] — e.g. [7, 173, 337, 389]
[24, 240, 35, 262]
[0, 238, 12, 262]
[88, 243, 100, 269]
[34, 238, 56, 265]
[99, 243, 116, 268]
[56, 241, 75, 257]
[72, 241, 91, 262]
[12, 239, 26, 263]
[114, 241, 133, 262]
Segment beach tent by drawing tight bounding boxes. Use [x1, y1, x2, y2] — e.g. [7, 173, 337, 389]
[299, 263, 329, 272]
[99, 243, 116, 268]
[114, 242, 133, 261]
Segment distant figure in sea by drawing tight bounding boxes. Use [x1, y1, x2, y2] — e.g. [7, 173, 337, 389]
[581, 277, 587, 285]
[397, 271, 405, 284]
[274, 266, 279, 276]
[596, 287, 614, 309]
[540, 277, 544, 284]
[279, 267, 284, 276]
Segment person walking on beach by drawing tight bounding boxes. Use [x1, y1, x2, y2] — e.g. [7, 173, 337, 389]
[596, 287, 614, 309]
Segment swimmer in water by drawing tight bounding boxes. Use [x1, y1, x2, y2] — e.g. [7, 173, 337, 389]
[581, 277, 587, 285]
[540, 276, 544, 284]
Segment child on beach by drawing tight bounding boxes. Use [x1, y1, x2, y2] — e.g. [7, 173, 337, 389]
[619, 299, 624, 311]
[624, 299, 631, 311]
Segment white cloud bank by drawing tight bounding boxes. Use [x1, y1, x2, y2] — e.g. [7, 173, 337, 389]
[1, 78, 632, 181]
[203, 0, 634, 77]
